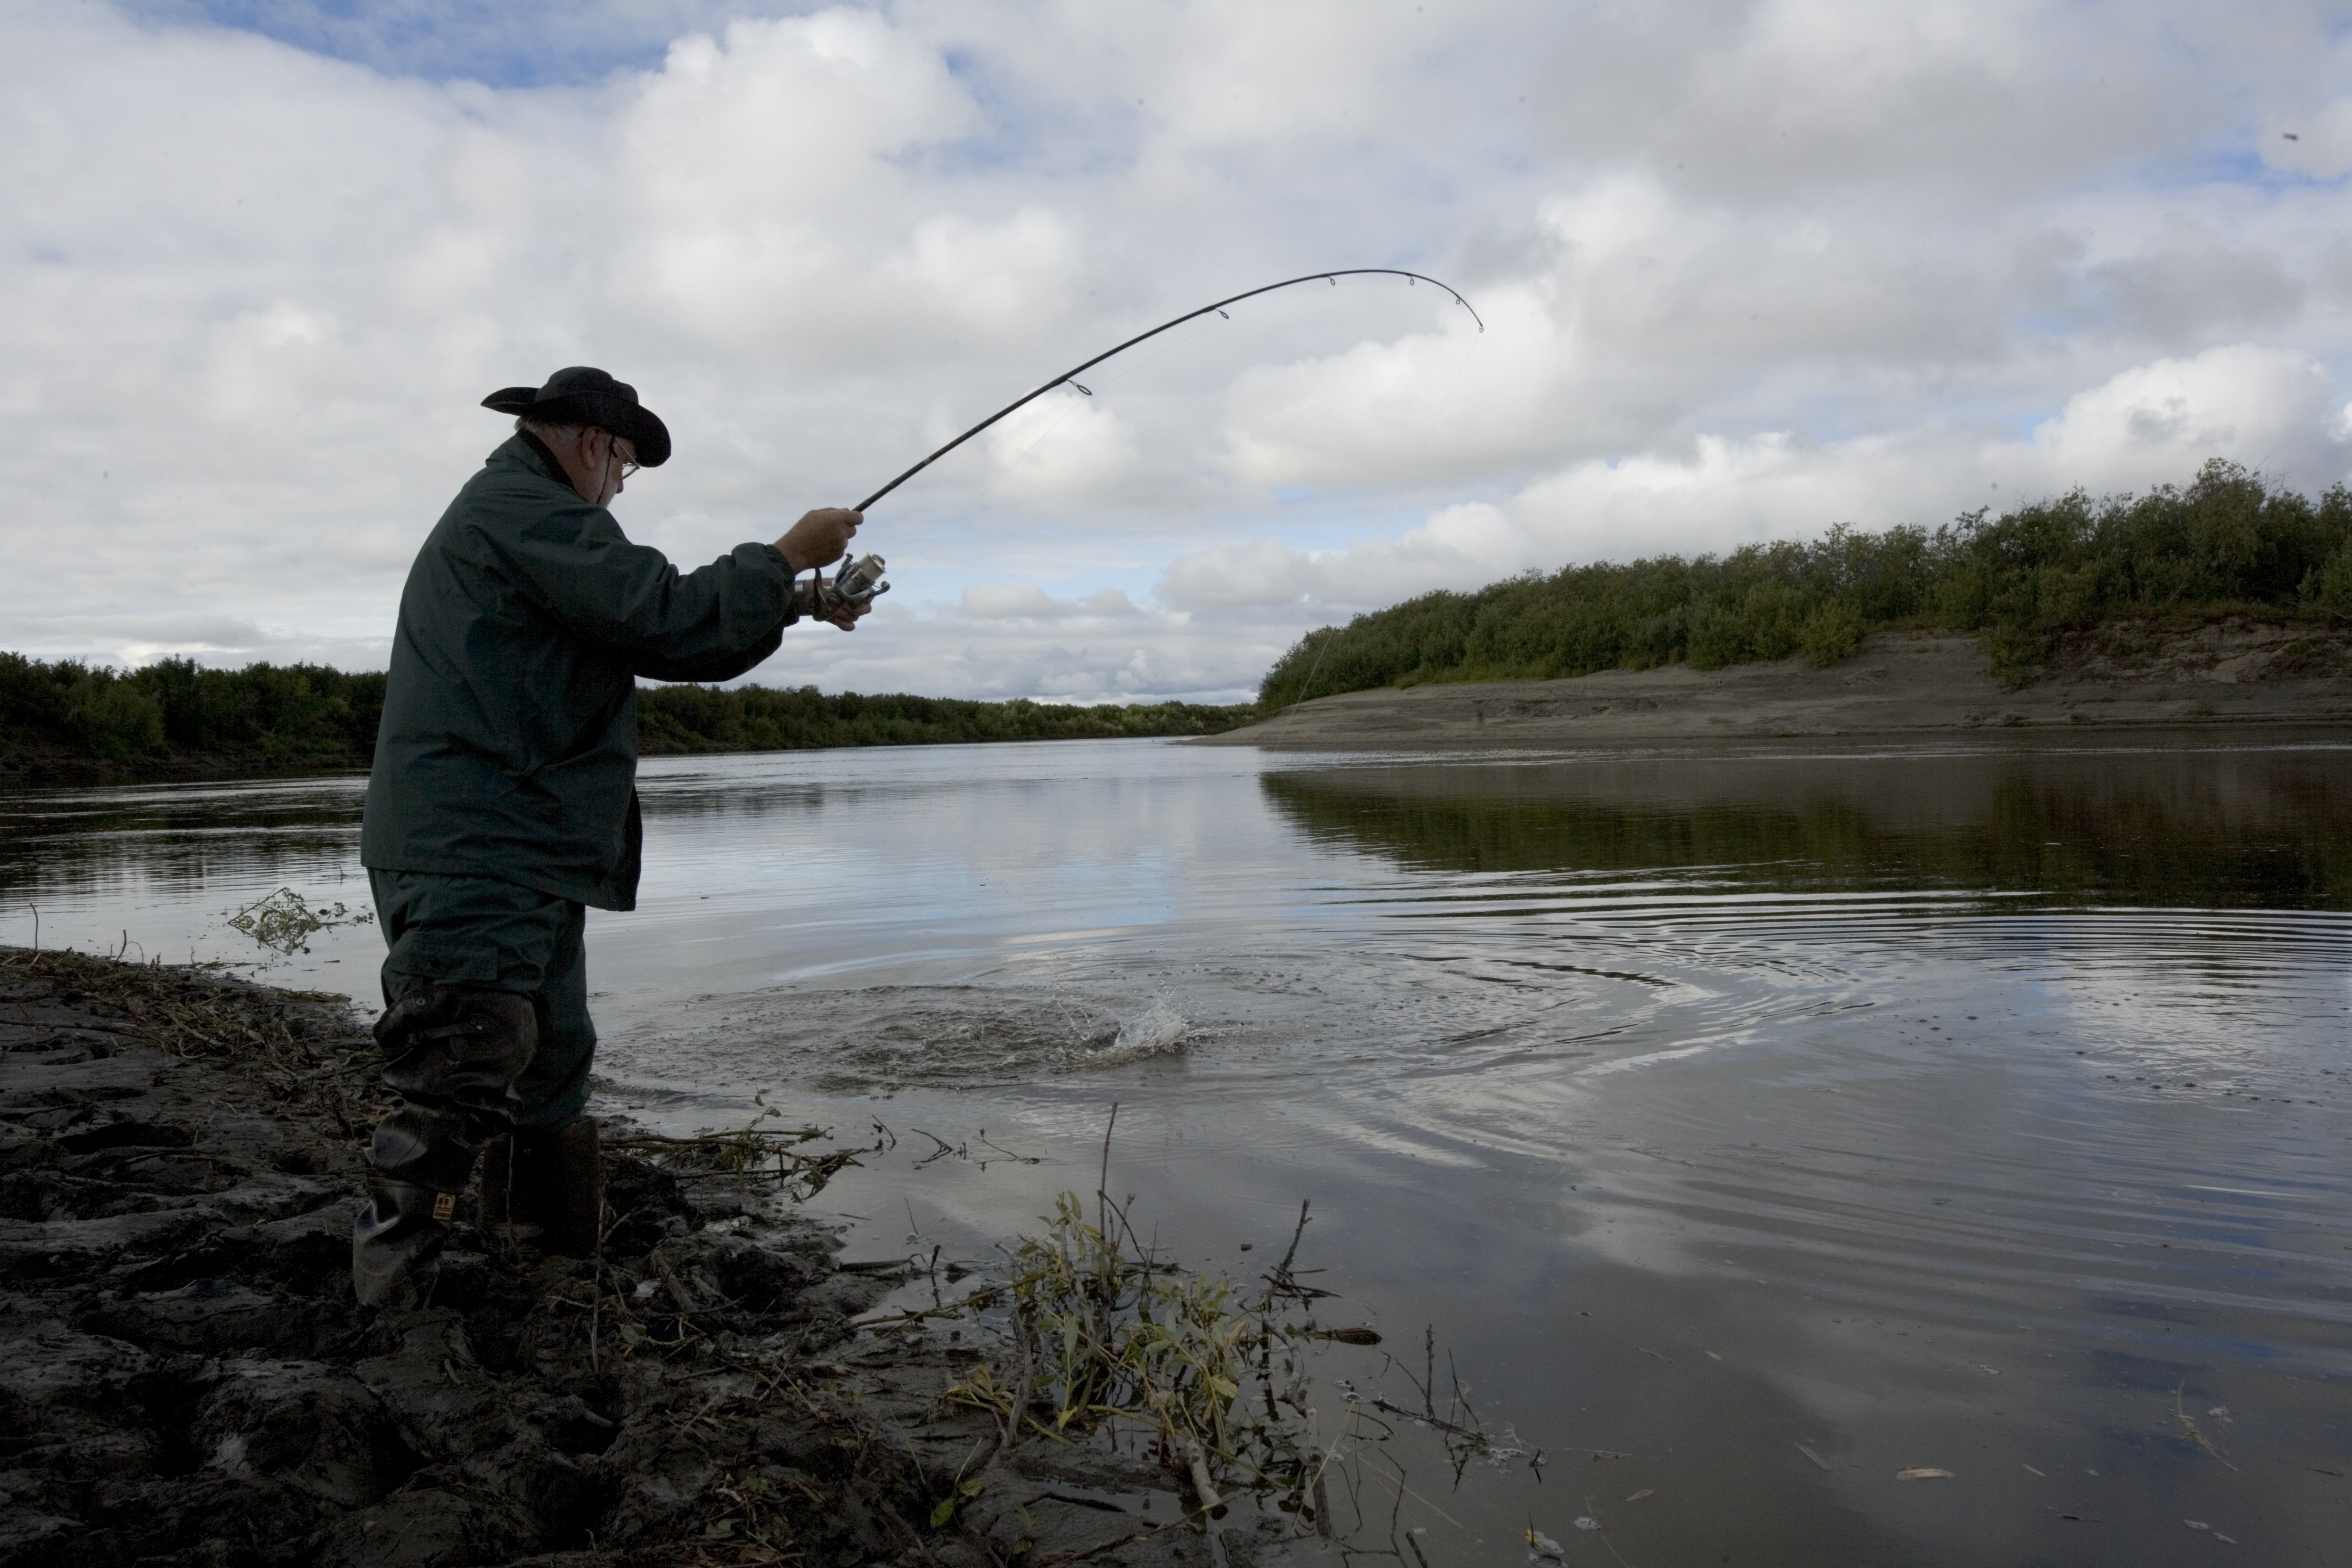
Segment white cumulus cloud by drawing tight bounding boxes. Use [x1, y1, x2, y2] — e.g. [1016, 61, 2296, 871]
[3, 0, 2350, 702]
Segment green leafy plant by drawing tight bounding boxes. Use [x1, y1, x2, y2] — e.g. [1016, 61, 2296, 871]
[1799, 598, 1870, 666]
[944, 1183, 1343, 1525]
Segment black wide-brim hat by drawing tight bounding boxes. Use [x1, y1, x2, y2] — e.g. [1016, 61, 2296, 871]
[482, 367, 671, 467]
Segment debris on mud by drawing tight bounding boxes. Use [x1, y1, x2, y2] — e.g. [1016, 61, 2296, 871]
[0, 947, 1344, 1567]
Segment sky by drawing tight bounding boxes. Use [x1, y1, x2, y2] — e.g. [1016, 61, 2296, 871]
[7, 0, 2352, 703]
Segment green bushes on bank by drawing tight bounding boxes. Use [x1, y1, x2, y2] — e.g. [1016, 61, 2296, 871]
[1260, 460, 2352, 706]
[635, 686, 1252, 753]
[0, 650, 1252, 774]
[0, 655, 385, 768]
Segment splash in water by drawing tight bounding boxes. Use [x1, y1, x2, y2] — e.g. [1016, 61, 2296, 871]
[1083, 994, 1189, 1069]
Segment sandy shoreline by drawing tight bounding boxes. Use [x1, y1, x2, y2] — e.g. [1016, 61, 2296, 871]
[1200, 621, 2352, 751]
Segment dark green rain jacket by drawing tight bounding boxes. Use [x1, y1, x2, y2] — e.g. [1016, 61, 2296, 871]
[361, 433, 799, 910]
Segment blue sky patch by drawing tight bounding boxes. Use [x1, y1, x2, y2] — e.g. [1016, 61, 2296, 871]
[118, 0, 811, 87]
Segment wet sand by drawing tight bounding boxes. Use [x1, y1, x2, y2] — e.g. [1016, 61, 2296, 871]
[0, 946, 1281, 1568]
[1200, 621, 2352, 749]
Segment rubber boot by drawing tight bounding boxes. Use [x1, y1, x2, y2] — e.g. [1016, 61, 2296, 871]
[490, 1119, 603, 1258]
[352, 1099, 485, 1306]
[351, 983, 537, 1307]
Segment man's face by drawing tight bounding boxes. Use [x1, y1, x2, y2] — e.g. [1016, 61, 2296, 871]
[586, 428, 638, 508]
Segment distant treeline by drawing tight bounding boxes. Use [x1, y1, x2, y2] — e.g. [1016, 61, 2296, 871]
[636, 685, 1251, 753]
[0, 652, 1252, 775]
[1260, 460, 2352, 706]
[0, 655, 387, 769]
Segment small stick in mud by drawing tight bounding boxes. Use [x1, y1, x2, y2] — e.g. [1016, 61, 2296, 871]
[1183, 1432, 1227, 1517]
[975, 1130, 1042, 1165]
[912, 1128, 967, 1165]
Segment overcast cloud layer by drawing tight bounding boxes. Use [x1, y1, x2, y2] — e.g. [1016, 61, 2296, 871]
[8, 0, 2352, 702]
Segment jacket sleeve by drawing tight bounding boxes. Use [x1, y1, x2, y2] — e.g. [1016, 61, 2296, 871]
[490, 493, 799, 676]
[629, 626, 790, 684]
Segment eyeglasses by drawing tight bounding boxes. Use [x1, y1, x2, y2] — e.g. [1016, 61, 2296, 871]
[604, 434, 640, 479]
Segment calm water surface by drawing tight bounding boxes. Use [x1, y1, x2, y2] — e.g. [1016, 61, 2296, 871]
[3, 735, 2348, 1565]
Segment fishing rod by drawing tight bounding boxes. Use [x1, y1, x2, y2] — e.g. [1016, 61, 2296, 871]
[809, 268, 1483, 616]
[858, 268, 1481, 513]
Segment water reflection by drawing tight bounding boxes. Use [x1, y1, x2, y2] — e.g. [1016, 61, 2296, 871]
[1262, 739, 2352, 905]
[0, 774, 374, 971]
[2, 738, 2347, 1563]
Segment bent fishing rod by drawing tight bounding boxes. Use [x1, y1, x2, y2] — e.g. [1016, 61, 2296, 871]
[809, 269, 1482, 613]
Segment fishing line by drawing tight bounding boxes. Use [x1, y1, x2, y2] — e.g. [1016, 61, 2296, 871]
[963, 388, 1092, 510]
[964, 311, 1229, 509]
[855, 268, 1483, 513]
[1275, 625, 1339, 738]
[1269, 306, 1481, 737]
[1415, 322, 1482, 470]
[1263, 335, 1478, 738]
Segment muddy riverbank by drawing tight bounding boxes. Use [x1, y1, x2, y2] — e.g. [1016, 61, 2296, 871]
[0, 946, 1299, 1568]
[1202, 619, 2352, 749]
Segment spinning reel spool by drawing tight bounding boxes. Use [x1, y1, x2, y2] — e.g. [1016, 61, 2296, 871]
[804, 553, 890, 620]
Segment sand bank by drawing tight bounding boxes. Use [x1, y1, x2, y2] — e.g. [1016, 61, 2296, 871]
[1201, 621, 2352, 751]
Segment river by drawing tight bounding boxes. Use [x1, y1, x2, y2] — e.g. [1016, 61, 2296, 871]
[3, 732, 2346, 1565]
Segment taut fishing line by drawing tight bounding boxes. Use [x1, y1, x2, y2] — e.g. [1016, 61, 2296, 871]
[805, 268, 1484, 620]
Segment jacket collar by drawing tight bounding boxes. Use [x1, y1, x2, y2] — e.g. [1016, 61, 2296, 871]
[499, 430, 580, 496]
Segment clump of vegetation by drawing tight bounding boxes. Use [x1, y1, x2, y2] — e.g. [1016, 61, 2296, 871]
[921, 1102, 1368, 1536]
[226, 887, 374, 956]
[920, 1160, 1555, 1560]
[1260, 459, 2352, 704]
[605, 1103, 873, 1204]
[943, 1191, 1323, 1517]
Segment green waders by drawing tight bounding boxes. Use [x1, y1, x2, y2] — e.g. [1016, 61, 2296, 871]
[351, 869, 604, 1307]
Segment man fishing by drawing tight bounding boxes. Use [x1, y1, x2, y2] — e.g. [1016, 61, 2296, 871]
[351, 366, 866, 1307]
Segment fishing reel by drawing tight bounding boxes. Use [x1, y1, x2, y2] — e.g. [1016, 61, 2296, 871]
[800, 552, 890, 621]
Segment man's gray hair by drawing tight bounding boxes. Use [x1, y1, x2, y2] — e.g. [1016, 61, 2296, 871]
[517, 416, 588, 444]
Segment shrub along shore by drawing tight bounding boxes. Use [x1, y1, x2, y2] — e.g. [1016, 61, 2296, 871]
[1259, 460, 2352, 705]
[0, 653, 1255, 780]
